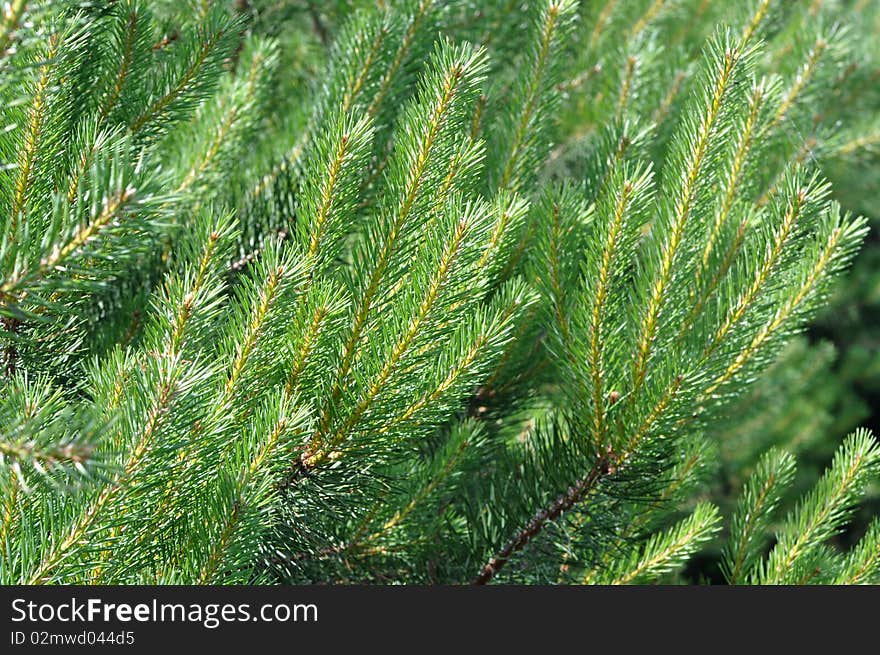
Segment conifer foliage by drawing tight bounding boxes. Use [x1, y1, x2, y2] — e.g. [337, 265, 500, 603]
[1, 1, 878, 584]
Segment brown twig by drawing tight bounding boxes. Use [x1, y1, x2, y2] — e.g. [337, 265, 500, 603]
[151, 31, 179, 52]
[472, 455, 616, 584]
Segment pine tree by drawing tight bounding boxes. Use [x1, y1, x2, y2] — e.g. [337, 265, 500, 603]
[1, 0, 878, 585]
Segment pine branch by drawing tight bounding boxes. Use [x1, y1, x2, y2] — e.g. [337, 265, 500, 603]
[721, 448, 796, 584]
[631, 35, 746, 394]
[702, 177, 814, 361]
[297, 113, 372, 276]
[0, 0, 876, 587]
[26, 215, 233, 584]
[96, 6, 140, 125]
[365, 0, 435, 119]
[581, 167, 652, 449]
[768, 34, 829, 133]
[128, 10, 238, 140]
[703, 211, 867, 397]
[493, 0, 575, 194]
[6, 32, 58, 243]
[319, 203, 476, 460]
[312, 42, 487, 449]
[691, 78, 768, 306]
[833, 518, 880, 585]
[473, 454, 612, 585]
[605, 503, 721, 585]
[755, 429, 880, 584]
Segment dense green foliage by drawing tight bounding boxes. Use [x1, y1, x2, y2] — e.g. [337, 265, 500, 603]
[1, 0, 878, 585]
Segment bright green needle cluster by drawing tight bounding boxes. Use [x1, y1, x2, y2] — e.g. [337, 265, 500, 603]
[1, 0, 878, 585]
